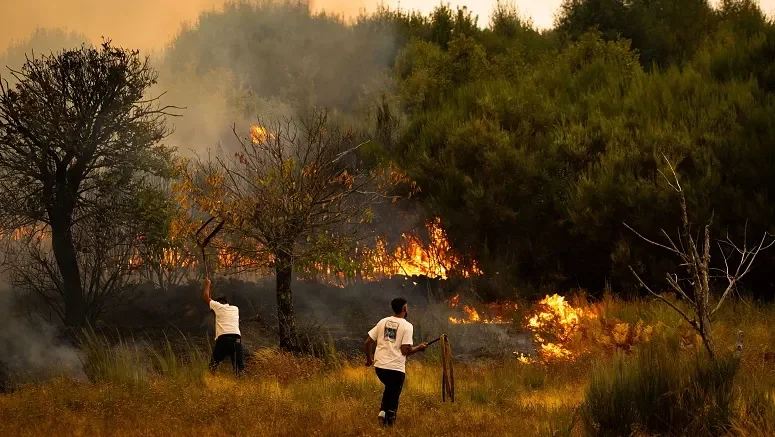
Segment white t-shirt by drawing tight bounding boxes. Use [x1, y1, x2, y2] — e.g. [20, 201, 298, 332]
[368, 316, 414, 373]
[209, 300, 241, 340]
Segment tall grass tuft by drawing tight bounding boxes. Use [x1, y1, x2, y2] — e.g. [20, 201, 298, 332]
[293, 321, 346, 369]
[147, 331, 209, 383]
[733, 388, 775, 435]
[581, 340, 740, 436]
[77, 326, 148, 386]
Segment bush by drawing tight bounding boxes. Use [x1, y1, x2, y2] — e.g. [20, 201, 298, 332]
[581, 341, 740, 436]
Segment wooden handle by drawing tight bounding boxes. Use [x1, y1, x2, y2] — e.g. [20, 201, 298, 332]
[426, 335, 443, 346]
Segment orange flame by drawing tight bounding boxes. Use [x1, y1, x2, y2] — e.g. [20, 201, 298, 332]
[250, 125, 268, 144]
[312, 217, 481, 284]
[447, 295, 517, 324]
[525, 294, 593, 362]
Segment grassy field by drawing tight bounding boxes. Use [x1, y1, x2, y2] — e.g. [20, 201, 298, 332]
[2, 295, 775, 436]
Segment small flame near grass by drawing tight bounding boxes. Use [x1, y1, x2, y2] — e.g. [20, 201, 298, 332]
[447, 295, 517, 324]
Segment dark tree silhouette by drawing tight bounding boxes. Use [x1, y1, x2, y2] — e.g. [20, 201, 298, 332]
[0, 41, 177, 328]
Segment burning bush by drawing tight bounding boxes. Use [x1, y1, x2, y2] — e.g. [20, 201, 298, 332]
[525, 294, 594, 362]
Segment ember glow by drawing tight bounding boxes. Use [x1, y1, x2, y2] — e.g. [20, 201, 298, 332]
[447, 295, 518, 324]
[299, 217, 481, 287]
[1, 225, 49, 243]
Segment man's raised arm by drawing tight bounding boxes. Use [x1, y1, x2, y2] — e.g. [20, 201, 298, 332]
[202, 279, 212, 304]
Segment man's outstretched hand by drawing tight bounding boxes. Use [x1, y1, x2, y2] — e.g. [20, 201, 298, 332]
[365, 357, 374, 367]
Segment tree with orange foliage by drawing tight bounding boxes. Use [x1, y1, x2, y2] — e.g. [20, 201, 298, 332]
[181, 109, 411, 351]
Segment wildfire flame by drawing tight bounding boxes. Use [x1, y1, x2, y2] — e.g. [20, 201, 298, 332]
[525, 294, 593, 362]
[6, 216, 478, 289]
[447, 295, 517, 324]
[313, 217, 481, 284]
[250, 126, 268, 144]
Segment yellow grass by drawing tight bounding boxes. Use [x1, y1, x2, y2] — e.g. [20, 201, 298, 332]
[0, 358, 583, 437]
[2, 296, 775, 436]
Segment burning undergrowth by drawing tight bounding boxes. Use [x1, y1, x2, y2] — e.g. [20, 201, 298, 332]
[442, 292, 654, 364]
[2, 210, 658, 374]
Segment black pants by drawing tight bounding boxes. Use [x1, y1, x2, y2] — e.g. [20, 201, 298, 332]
[376, 367, 405, 422]
[210, 334, 244, 374]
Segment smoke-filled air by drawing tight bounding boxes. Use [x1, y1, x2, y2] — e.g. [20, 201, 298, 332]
[1, 0, 775, 436]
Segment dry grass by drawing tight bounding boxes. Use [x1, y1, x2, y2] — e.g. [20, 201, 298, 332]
[1, 296, 775, 436]
[0, 357, 583, 437]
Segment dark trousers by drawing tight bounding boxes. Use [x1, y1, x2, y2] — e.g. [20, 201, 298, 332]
[210, 334, 244, 374]
[376, 367, 406, 422]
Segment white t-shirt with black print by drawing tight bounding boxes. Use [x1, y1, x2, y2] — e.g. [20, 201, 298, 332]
[368, 316, 414, 373]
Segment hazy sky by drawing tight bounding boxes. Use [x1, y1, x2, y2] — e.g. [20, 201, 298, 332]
[1, 0, 774, 52]
[0, 0, 562, 52]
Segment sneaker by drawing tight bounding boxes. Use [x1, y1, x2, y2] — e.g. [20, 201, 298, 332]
[377, 411, 386, 427]
[385, 410, 396, 427]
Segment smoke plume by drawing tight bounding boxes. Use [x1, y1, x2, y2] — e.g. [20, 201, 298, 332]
[0, 285, 83, 386]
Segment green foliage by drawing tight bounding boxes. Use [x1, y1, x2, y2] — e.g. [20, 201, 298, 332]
[6, 0, 775, 310]
[557, 0, 717, 68]
[388, 2, 775, 296]
[0, 40, 178, 325]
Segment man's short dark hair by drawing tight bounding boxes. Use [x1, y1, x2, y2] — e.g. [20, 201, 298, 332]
[215, 296, 229, 305]
[391, 297, 407, 314]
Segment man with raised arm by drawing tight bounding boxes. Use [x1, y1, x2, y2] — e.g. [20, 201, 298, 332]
[202, 279, 244, 375]
[364, 297, 428, 427]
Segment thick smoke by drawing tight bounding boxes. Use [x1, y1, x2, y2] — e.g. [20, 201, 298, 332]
[153, 1, 398, 157]
[0, 0, 529, 369]
[0, 285, 83, 387]
[0, 28, 89, 87]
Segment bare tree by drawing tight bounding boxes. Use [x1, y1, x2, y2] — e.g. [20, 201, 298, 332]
[626, 156, 774, 360]
[0, 41, 178, 327]
[183, 110, 410, 351]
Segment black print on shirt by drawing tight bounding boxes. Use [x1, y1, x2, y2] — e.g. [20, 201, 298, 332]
[384, 321, 399, 343]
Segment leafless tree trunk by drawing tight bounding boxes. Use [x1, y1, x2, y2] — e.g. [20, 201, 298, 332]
[626, 156, 773, 360]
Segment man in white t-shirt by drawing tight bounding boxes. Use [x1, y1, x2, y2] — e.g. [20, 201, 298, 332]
[202, 279, 244, 375]
[364, 297, 428, 427]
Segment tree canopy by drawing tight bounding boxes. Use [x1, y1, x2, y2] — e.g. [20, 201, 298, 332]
[0, 41, 177, 326]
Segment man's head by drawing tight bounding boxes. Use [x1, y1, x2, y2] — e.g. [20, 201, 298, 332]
[391, 297, 408, 318]
[215, 296, 229, 305]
